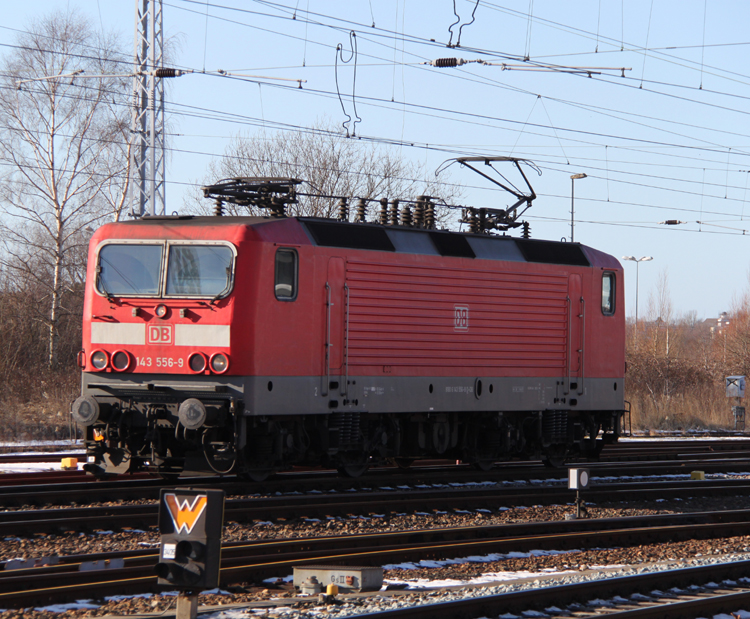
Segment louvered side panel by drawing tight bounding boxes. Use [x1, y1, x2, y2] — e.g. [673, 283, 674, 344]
[346, 261, 568, 371]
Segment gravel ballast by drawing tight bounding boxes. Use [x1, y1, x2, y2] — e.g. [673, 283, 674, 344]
[3, 490, 750, 618]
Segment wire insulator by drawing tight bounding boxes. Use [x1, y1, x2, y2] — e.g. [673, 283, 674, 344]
[400, 202, 412, 226]
[355, 198, 367, 222]
[522, 221, 530, 238]
[469, 208, 478, 234]
[154, 68, 178, 78]
[214, 199, 224, 217]
[433, 58, 459, 68]
[389, 199, 400, 226]
[270, 197, 286, 218]
[337, 197, 349, 221]
[379, 198, 389, 225]
[425, 199, 435, 229]
[413, 196, 425, 228]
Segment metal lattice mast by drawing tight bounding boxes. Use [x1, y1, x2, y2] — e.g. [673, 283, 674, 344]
[130, 0, 166, 217]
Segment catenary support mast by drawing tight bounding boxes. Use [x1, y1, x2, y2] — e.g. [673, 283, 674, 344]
[130, 0, 166, 217]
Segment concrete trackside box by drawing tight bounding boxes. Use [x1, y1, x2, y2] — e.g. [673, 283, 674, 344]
[293, 565, 384, 592]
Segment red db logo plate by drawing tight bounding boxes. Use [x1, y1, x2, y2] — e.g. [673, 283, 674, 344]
[454, 305, 469, 331]
[148, 324, 173, 345]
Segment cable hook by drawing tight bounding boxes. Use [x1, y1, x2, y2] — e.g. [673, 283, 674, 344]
[334, 31, 362, 137]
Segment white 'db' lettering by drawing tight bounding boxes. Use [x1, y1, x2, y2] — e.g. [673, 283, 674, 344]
[148, 324, 173, 345]
[454, 305, 469, 330]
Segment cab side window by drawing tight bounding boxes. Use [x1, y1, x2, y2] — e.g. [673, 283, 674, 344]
[275, 249, 297, 301]
[602, 272, 615, 315]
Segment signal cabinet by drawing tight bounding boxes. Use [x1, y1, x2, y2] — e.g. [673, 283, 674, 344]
[155, 488, 225, 590]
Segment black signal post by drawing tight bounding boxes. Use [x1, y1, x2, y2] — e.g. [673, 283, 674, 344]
[568, 468, 590, 519]
[155, 488, 225, 618]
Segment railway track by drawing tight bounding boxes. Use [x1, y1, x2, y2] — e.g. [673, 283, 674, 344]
[3, 439, 750, 615]
[3, 450, 750, 509]
[347, 560, 750, 619]
[6, 476, 750, 536]
[5, 508, 750, 608]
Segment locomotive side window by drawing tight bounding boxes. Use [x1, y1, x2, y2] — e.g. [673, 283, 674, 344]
[97, 244, 162, 296]
[275, 249, 297, 300]
[166, 245, 234, 297]
[602, 272, 616, 315]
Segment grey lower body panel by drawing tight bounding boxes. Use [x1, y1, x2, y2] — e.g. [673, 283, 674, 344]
[81, 372, 623, 415]
[245, 375, 622, 416]
[79, 372, 623, 478]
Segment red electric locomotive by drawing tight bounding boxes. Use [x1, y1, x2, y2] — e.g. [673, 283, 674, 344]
[72, 174, 626, 480]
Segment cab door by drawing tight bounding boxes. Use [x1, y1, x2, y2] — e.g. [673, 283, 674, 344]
[324, 257, 346, 396]
[567, 274, 584, 395]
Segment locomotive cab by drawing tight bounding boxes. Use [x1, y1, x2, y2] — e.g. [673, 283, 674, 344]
[73, 220, 249, 478]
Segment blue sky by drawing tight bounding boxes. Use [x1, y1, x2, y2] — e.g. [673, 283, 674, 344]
[5, 1, 750, 320]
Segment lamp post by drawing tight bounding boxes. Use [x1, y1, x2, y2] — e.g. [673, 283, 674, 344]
[621, 256, 653, 335]
[570, 173, 587, 242]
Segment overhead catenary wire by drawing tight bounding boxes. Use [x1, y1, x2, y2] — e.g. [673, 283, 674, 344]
[7, 72, 750, 226]
[3, 3, 750, 236]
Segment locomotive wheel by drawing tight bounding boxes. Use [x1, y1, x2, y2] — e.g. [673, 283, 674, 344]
[390, 457, 414, 470]
[472, 460, 495, 472]
[542, 445, 567, 468]
[337, 463, 369, 478]
[240, 469, 274, 482]
[584, 439, 605, 461]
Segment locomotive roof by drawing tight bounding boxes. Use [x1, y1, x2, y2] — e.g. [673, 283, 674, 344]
[106, 215, 619, 269]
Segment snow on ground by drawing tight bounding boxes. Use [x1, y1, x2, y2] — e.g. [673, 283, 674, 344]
[0, 460, 85, 474]
[0, 442, 85, 473]
[382, 550, 579, 590]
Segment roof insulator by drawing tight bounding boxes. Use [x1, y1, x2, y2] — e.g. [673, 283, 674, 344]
[379, 198, 389, 225]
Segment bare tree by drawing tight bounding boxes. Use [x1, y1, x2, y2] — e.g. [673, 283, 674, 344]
[0, 11, 130, 368]
[185, 121, 463, 221]
[723, 274, 750, 377]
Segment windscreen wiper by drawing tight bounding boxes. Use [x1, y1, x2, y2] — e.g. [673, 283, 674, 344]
[210, 266, 232, 305]
[96, 266, 114, 302]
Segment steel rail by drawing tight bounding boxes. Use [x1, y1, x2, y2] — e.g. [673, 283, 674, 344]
[0, 439, 750, 491]
[5, 510, 750, 607]
[3, 456, 750, 509]
[7, 477, 750, 535]
[345, 561, 750, 619]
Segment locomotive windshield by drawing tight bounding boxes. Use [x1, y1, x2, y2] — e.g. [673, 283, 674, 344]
[97, 244, 162, 296]
[166, 245, 233, 296]
[95, 242, 235, 298]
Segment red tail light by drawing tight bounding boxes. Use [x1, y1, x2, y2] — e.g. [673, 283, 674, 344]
[111, 350, 131, 372]
[188, 352, 208, 373]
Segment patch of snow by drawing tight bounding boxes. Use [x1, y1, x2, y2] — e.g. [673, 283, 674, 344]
[35, 602, 100, 612]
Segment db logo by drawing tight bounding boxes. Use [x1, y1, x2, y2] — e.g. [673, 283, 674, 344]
[148, 325, 173, 345]
[454, 305, 469, 331]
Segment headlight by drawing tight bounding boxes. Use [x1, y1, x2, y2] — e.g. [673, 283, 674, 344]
[111, 350, 131, 372]
[90, 350, 109, 370]
[188, 352, 207, 373]
[155, 304, 169, 318]
[210, 353, 229, 374]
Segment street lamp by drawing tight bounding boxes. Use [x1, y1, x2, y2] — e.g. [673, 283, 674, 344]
[621, 256, 653, 335]
[570, 173, 587, 242]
